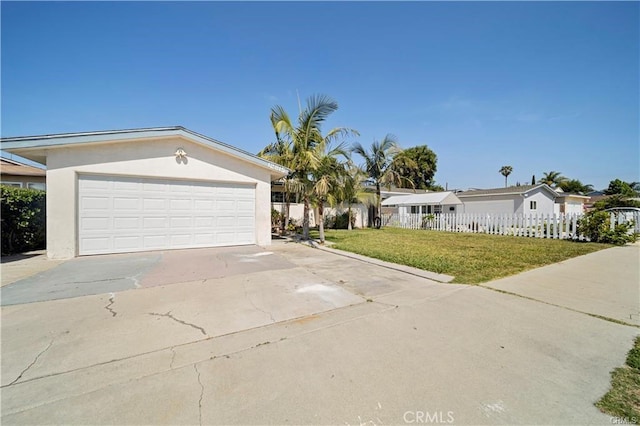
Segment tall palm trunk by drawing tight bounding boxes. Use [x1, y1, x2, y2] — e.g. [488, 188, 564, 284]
[318, 202, 325, 243]
[347, 204, 353, 231]
[302, 195, 310, 239]
[283, 187, 290, 233]
[375, 182, 382, 221]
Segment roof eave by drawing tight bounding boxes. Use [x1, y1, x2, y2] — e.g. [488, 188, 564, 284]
[1, 127, 290, 179]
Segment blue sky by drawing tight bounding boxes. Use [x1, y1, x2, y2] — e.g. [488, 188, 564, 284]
[2, 1, 638, 190]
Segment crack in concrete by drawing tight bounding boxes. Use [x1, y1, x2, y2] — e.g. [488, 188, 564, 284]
[169, 347, 177, 369]
[105, 293, 117, 317]
[149, 311, 207, 336]
[7, 339, 54, 386]
[194, 364, 204, 426]
[243, 282, 276, 323]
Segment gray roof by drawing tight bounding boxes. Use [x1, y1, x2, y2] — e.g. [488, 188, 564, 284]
[457, 184, 557, 198]
[382, 191, 462, 206]
[0, 126, 289, 178]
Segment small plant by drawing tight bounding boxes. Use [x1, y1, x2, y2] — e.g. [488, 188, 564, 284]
[577, 210, 638, 245]
[421, 214, 436, 229]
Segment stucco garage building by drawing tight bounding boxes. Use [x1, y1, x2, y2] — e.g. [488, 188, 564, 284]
[457, 184, 558, 215]
[1, 127, 288, 258]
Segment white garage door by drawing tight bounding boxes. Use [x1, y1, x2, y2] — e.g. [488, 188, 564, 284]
[78, 175, 255, 255]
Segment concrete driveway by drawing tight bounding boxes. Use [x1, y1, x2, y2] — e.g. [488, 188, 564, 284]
[1, 242, 638, 425]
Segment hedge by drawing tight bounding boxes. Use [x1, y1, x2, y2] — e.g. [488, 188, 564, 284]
[1, 185, 46, 255]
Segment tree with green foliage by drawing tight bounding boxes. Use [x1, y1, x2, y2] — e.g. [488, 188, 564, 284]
[499, 166, 513, 187]
[352, 134, 412, 224]
[311, 145, 349, 243]
[604, 179, 638, 197]
[558, 179, 594, 194]
[391, 145, 437, 190]
[539, 171, 567, 187]
[269, 94, 358, 239]
[337, 162, 372, 231]
[259, 111, 299, 233]
[593, 195, 640, 211]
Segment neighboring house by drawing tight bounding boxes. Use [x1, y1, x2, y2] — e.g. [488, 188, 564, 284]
[1, 127, 288, 259]
[457, 184, 558, 215]
[270, 184, 426, 228]
[0, 157, 46, 190]
[382, 191, 462, 215]
[554, 192, 589, 215]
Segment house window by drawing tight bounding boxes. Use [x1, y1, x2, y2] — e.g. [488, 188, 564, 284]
[434, 205, 442, 214]
[1, 182, 22, 187]
[27, 182, 46, 190]
[410, 206, 419, 214]
[271, 192, 284, 202]
[449, 206, 455, 211]
[530, 201, 537, 210]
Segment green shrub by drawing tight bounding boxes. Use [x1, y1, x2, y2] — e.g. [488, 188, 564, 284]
[1, 185, 46, 255]
[324, 212, 355, 229]
[577, 210, 637, 245]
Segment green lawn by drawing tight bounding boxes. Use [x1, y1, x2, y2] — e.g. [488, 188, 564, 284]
[317, 228, 611, 284]
[596, 336, 640, 422]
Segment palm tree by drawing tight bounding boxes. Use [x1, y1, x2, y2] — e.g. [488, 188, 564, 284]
[270, 94, 358, 239]
[557, 179, 594, 194]
[352, 134, 409, 226]
[311, 144, 349, 243]
[259, 112, 297, 232]
[338, 162, 373, 231]
[499, 166, 513, 187]
[538, 171, 567, 188]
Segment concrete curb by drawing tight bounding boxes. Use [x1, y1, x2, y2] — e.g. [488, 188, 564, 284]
[289, 238, 455, 283]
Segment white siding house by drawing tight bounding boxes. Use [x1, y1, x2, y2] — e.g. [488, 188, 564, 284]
[458, 184, 558, 215]
[554, 193, 589, 215]
[382, 191, 463, 215]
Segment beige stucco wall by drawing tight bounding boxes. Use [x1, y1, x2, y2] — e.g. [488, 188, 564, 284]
[45, 136, 273, 259]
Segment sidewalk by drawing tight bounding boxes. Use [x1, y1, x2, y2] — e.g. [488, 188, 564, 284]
[483, 244, 640, 326]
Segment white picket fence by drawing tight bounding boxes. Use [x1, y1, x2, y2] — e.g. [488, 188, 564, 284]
[381, 211, 640, 240]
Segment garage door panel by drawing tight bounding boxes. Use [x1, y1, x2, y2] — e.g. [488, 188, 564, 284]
[194, 200, 214, 210]
[80, 177, 110, 190]
[114, 217, 140, 230]
[113, 180, 140, 191]
[81, 217, 110, 231]
[78, 176, 255, 255]
[143, 235, 168, 248]
[81, 237, 111, 252]
[237, 200, 254, 212]
[143, 217, 167, 229]
[194, 217, 214, 227]
[113, 197, 139, 210]
[114, 236, 142, 250]
[170, 199, 191, 210]
[82, 197, 110, 210]
[142, 181, 167, 192]
[143, 198, 166, 211]
[236, 232, 254, 244]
